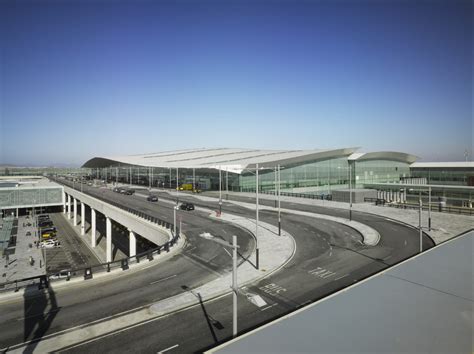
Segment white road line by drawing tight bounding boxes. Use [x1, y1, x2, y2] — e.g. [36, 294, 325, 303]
[260, 303, 277, 311]
[142, 264, 157, 270]
[334, 274, 349, 281]
[158, 344, 179, 353]
[150, 274, 177, 285]
[404, 240, 407, 246]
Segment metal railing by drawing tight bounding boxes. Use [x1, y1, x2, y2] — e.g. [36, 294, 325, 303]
[364, 198, 474, 216]
[250, 189, 333, 200]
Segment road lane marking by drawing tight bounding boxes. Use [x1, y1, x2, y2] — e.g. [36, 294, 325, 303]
[308, 267, 336, 279]
[260, 303, 277, 311]
[334, 274, 349, 281]
[150, 274, 177, 285]
[158, 344, 179, 353]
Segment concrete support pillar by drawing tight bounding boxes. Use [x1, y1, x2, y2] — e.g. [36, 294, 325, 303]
[129, 230, 136, 257]
[67, 194, 71, 219]
[73, 198, 78, 226]
[91, 208, 96, 247]
[81, 202, 85, 235]
[63, 191, 66, 214]
[106, 216, 112, 263]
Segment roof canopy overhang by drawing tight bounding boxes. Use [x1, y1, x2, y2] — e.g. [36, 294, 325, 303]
[83, 147, 359, 174]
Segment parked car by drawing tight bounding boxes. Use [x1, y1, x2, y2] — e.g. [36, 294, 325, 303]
[39, 221, 54, 228]
[180, 202, 195, 211]
[40, 240, 60, 248]
[147, 195, 158, 202]
[113, 187, 121, 193]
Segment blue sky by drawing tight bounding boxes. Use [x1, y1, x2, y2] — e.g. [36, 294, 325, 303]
[1, 0, 472, 166]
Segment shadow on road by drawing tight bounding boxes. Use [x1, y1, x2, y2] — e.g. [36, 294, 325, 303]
[180, 285, 224, 344]
[197, 292, 224, 343]
[22, 277, 59, 353]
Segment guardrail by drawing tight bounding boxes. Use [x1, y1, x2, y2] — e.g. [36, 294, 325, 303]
[243, 189, 333, 200]
[365, 198, 474, 216]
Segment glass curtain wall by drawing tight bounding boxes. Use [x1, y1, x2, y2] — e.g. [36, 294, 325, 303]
[410, 168, 474, 186]
[239, 157, 349, 194]
[354, 160, 410, 187]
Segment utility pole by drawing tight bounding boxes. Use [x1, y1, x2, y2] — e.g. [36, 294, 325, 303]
[278, 164, 281, 236]
[219, 167, 222, 215]
[232, 235, 237, 337]
[176, 167, 179, 205]
[419, 190, 423, 253]
[256, 163, 259, 269]
[349, 162, 353, 221]
[428, 186, 432, 231]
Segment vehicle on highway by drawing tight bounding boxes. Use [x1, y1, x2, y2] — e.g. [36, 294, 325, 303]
[123, 188, 135, 195]
[49, 270, 70, 280]
[180, 202, 195, 211]
[147, 195, 158, 202]
[113, 187, 121, 193]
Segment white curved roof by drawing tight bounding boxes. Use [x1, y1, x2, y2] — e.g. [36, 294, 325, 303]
[83, 147, 358, 174]
[348, 151, 418, 164]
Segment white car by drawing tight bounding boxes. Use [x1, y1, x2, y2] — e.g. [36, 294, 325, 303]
[40, 240, 60, 248]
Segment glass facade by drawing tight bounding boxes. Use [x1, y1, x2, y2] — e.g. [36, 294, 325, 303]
[86, 158, 412, 196]
[240, 158, 350, 194]
[410, 168, 474, 186]
[353, 160, 411, 187]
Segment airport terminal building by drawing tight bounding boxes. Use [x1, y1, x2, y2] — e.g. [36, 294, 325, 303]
[82, 147, 417, 195]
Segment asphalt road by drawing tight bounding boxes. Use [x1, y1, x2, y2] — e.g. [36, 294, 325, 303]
[0, 181, 434, 353]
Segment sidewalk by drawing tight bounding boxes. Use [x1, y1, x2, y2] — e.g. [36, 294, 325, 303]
[1, 216, 45, 283]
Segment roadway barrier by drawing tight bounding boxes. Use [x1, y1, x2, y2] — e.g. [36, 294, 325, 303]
[242, 189, 333, 200]
[365, 198, 474, 216]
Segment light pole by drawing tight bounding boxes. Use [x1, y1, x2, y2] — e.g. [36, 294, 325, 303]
[274, 166, 277, 208]
[278, 164, 281, 236]
[256, 163, 259, 269]
[199, 233, 239, 337]
[226, 167, 229, 201]
[219, 167, 222, 215]
[349, 162, 353, 221]
[176, 167, 179, 205]
[173, 205, 178, 237]
[419, 190, 423, 253]
[129, 167, 132, 187]
[428, 186, 431, 231]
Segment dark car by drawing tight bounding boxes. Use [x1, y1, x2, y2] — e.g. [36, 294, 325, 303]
[180, 202, 195, 211]
[39, 221, 54, 228]
[124, 189, 135, 195]
[147, 195, 158, 202]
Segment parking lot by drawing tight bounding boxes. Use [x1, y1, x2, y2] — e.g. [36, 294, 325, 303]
[41, 213, 101, 274]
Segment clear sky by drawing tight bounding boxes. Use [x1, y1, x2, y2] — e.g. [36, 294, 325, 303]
[1, 0, 472, 166]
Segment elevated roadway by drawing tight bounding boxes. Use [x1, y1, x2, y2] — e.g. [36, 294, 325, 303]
[0, 183, 434, 353]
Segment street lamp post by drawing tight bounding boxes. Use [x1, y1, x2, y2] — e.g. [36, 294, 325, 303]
[349, 162, 353, 221]
[278, 164, 281, 236]
[173, 205, 178, 237]
[419, 190, 423, 253]
[274, 167, 277, 208]
[428, 186, 432, 231]
[226, 167, 229, 201]
[199, 233, 239, 337]
[219, 167, 222, 215]
[256, 163, 259, 269]
[176, 167, 179, 205]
